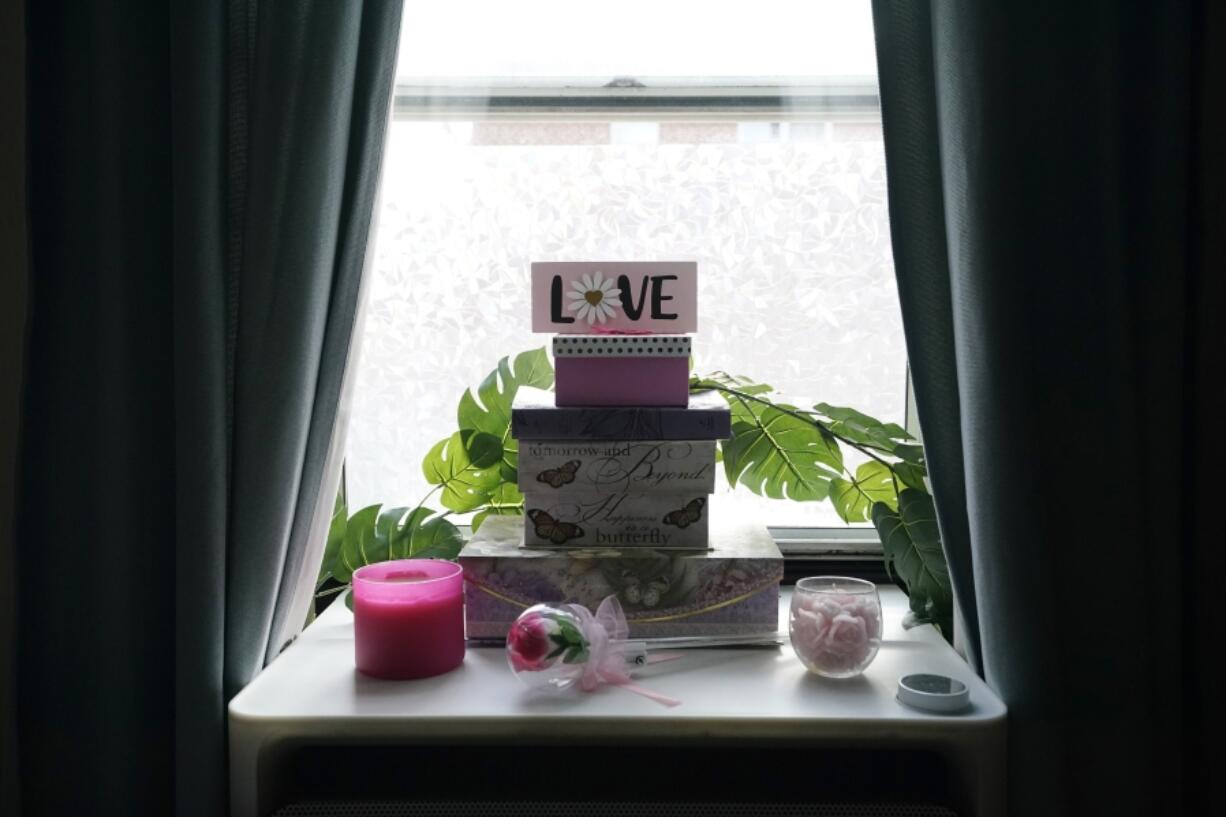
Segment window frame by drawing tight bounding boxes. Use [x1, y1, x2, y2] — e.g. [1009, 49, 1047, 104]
[367, 74, 907, 562]
[392, 77, 880, 121]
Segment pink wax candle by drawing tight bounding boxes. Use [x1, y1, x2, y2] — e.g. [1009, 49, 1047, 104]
[352, 559, 465, 680]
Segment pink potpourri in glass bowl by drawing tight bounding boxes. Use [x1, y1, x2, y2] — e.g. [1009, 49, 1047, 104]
[789, 576, 883, 678]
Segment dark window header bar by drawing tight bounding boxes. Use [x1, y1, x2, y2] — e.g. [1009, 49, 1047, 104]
[392, 79, 881, 120]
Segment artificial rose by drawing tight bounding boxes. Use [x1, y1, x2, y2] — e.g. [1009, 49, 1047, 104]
[507, 612, 559, 672]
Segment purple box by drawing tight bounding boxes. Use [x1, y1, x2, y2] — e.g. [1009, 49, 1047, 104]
[459, 515, 782, 640]
[553, 335, 690, 407]
[512, 387, 730, 441]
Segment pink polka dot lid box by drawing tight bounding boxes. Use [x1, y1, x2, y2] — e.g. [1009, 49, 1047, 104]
[553, 334, 691, 407]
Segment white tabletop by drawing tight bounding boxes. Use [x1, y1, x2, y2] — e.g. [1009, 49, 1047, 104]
[230, 586, 1005, 739]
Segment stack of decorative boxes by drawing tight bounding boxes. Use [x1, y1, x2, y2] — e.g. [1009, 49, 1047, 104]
[460, 262, 783, 640]
[514, 382, 724, 549]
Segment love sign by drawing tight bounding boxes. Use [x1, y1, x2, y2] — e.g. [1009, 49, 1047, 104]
[531, 262, 697, 333]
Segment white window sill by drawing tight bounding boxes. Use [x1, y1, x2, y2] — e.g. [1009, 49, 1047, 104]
[231, 587, 1005, 816]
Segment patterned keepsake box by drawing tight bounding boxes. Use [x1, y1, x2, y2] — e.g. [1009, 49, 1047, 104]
[460, 514, 783, 640]
[517, 439, 717, 495]
[521, 488, 710, 549]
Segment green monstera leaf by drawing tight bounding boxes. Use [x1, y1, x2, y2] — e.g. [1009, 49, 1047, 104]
[872, 489, 952, 634]
[690, 375, 842, 502]
[892, 460, 928, 491]
[330, 503, 465, 586]
[813, 402, 913, 454]
[691, 372, 774, 397]
[830, 460, 899, 523]
[333, 504, 384, 584]
[892, 443, 926, 465]
[719, 399, 843, 501]
[375, 505, 411, 547]
[422, 430, 504, 512]
[391, 507, 464, 559]
[458, 348, 554, 481]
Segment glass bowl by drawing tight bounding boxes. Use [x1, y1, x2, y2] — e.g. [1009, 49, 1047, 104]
[789, 576, 882, 678]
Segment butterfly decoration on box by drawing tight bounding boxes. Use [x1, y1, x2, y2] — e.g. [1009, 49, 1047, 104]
[597, 555, 689, 611]
[662, 497, 705, 528]
[536, 459, 580, 489]
[527, 509, 585, 544]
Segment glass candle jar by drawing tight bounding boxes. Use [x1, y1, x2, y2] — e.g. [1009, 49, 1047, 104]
[789, 576, 882, 678]
[352, 559, 465, 680]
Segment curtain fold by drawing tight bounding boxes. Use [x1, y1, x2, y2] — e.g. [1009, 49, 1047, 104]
[18, 2, 403, 815]
[872, 1, 1224, 814]
[258, 1, 403, 666]
[868, 0, 980, 671]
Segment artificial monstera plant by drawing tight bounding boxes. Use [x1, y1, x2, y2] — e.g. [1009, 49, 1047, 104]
[315, 348, 953, 637]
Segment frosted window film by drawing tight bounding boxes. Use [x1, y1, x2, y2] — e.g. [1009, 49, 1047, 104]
[347, 122, 904, 527]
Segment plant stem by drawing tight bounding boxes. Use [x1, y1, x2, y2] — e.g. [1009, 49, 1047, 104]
[843, 465, 880, 508]
[398, 485, 444, 557]
[314, 584, 348, 599]
[409, 484, 441, 523]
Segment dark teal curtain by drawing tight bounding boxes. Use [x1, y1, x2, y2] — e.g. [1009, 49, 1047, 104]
[17, 2, 403, 815]
[872, 1, 1224, 814]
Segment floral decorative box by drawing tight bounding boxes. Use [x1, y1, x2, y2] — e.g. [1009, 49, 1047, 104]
[517, 439, 716, 495]
[511, 387, 731, 441]
[553, 335, 691, 407]
[521, 489, 710, 549]
[460, 515, 782, 640]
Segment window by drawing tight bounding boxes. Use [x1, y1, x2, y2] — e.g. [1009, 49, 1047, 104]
[345, 1, 905, 543]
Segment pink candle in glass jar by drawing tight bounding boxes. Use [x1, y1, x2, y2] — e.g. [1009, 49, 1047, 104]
[352, 559, 465, 680]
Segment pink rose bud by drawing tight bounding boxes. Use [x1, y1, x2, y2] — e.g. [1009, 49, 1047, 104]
[506, 612, 559, 672]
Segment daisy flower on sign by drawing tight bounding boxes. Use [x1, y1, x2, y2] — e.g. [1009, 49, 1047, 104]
[567, 270, 620, 324]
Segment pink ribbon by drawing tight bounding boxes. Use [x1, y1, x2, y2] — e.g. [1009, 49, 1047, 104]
[563, 596, 681, 708]
[590, 326, 654, 336]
